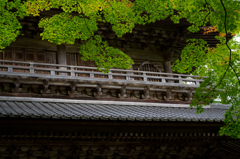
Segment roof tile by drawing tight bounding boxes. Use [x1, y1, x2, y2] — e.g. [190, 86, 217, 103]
[0, 101, 227, 122]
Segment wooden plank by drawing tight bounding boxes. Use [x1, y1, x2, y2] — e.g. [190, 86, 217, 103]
[25, 49, 35, 62]
[3, 49, 13, 61]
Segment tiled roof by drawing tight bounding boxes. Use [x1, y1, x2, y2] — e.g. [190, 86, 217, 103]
[0, 99, 227, 122]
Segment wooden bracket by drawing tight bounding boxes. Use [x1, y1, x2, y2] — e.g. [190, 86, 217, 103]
[185, 88, 193, 101]
[156, 92, 164, 100]
[12, 77, 22, 93]
[164, 87, 174, 101]
[178, 93, 188, 101]
[144, 85, 151, 99]
[93, 83, 102, 97]
[119, 84, 127, 98]
[68, 80, 78, 97]
[40, 79, 50, 94]
[130, 91, 141, 99]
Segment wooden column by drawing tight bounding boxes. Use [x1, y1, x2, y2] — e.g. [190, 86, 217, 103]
[163, 46, 174, 83]
[57, 44, 66, 65]
[163, 61, 172, 73]
[163, 61, 174, 83]
[127, 63, 133, 80]
[57, 44, 66, 75]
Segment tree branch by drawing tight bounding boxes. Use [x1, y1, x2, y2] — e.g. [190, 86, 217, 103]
[199, 0, 240, 101]
[220, 0, 240, 85]
[202, 0, 211, 25]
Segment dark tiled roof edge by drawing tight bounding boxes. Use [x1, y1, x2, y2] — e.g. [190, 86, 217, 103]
[0, 98, 228, 122]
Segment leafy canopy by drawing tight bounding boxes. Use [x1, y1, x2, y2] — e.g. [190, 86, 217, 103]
[1, 0, 240, 137]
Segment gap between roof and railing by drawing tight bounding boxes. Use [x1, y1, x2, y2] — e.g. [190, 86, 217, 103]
[0, 60, 206, 86]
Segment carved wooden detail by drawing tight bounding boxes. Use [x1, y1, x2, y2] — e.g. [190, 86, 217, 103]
[68, 80, 78, 97]
[93, 83, 103, 97]
[12, 77, 22, 93]
[144, 85, 151, 99]
[40, 79, 50, 94]
[119, 84, 127, 98]
[164, 87, 174, 101]
[186, 88, 194, 101]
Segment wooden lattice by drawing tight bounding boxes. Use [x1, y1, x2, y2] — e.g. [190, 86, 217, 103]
[138, 61, 162, 82]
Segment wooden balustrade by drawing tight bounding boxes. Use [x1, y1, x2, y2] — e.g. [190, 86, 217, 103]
[0, 60, 205, 86]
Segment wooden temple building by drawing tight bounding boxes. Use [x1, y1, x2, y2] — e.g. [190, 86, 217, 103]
[0, 10, 240, 159]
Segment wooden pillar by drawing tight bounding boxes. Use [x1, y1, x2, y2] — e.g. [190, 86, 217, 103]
[163, 61, 172, 73]
[57, 44, 66, 75]
[57, 44, 66, 65]
[163, 61, 174, 83]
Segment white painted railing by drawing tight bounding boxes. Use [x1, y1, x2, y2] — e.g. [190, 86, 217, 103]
[0, 60, 205, 86]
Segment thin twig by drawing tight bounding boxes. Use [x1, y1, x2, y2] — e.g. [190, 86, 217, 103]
[202, 0, 211, 25]
[200, 0, 237, 100]
[230, 64, 240, 84]
[220, 0, 240, 84]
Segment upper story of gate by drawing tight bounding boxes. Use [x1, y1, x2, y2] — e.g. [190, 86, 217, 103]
[0, 13, 223, 103]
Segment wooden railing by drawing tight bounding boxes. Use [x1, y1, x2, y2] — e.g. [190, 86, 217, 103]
[0, 60, 205, 86]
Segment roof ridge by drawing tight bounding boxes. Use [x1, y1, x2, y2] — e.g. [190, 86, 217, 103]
[0, 96, 232, 109]
[0, 96, 203, 108]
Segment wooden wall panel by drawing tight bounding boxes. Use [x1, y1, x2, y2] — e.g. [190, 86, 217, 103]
[2, 47, 57, 64]
[89, 60, 96, 67]
[14, 48, 25, 61]
[1, 47, 165, 74]
[3, 49, 13, 60]
[77, 54, 88, 66]
[42, 51, 56, 75]
[12, 48, 27, 73]
[2, 47, 57, 74]
[76, 54, 96, 67]
[46, 51, 56, 64]
[36, 50, 46, 63]
[1, 47, 12, 71]
[66, 53, 77, 66]
[25, 49, 35, 62]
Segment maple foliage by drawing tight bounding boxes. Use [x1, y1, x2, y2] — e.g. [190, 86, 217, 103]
[1, 0, 240, 138]
[187, 37, 240, 139]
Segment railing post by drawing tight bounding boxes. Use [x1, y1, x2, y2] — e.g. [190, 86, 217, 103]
[90, 71, 94, 78]
[196, 81, 200, 85]
[178, 75, 183, 84]
[143, 72, 147, 81]
[162, 78, 166, 83]
[30, 63, 34, 74]
[51, 70, 55, 75]
[70, 66, 75, 77]
[108, 71, 112, 79]
[8, 67, 13, 72]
